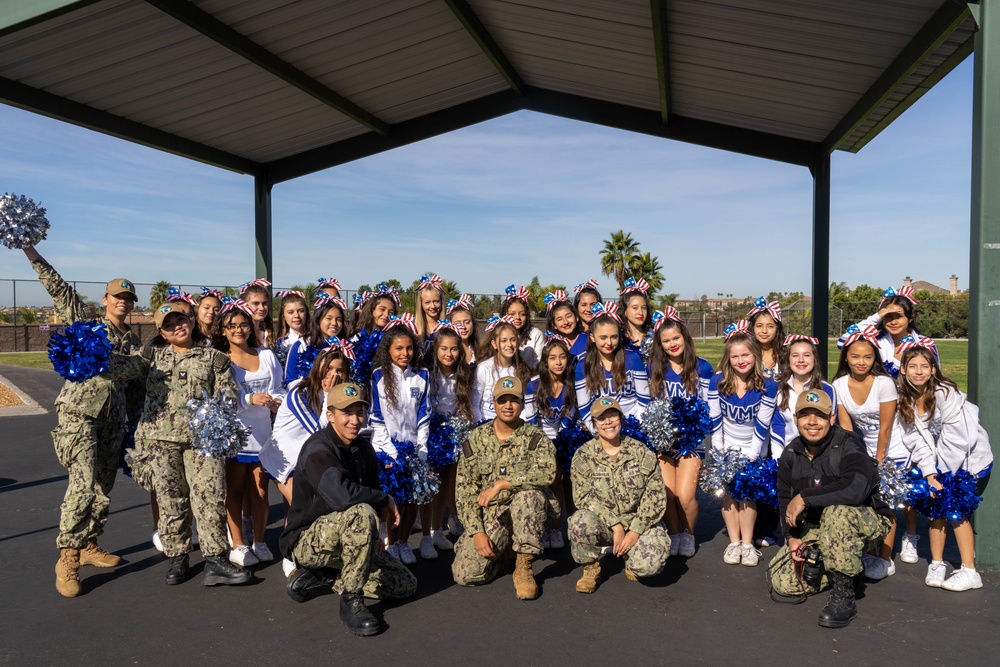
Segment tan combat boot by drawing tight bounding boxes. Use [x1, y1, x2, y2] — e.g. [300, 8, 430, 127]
[576, 561, 601, 593]
[55, 548, 81, 597]
[512, 552, 539, 600]
[80, 540, 122, 567]
[624, 566, 638, 581]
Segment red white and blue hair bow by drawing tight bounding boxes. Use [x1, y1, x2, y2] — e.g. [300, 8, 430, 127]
[219, 297, 254, 317]
[200, 287, 225, 300]
[384, 313, 416, 334]
[543, 290, 569, 312]
[316, 278, 341, 291]
[543, 330, 571, 348]
[275, 290, 305, 299]
[651, 306, 684, 331]
[418, 274, 444, 291]
[573, 279, 600, 294]
[485, 314, 517, 332]
[353, 291, 372, 310]
[747, 296, 781, 322]
[374, 282, 400, 306]
[896, 336, 938, 358]
[503, 284, 530, 303]
[432, 319, 467, 337]
[239, 278, 271, 294]
[321, 335, 355, 361]
[880, 285, 919, 308]
[447, 293, 473, 314]
[166, 288, 199, 306]
[314, 291, 348, 311]
[838, 324, 880, 349]
[590, 301, 622, 324]
[620, 276, 650, 297]
[723, 319, 751, 340]
[783, 334, 819, 346]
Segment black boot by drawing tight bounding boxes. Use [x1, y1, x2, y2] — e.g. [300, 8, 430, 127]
[287, 566, 338, 603]
[818, 572, 857, 628]
[339, 592, 379, 636]
[202, 556, 254, 586]
[165, 554, 189, 586]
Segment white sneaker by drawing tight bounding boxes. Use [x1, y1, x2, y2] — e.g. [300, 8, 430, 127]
[862, 553, 889, 580]
[886, 558, 896, 576]
[753, 536, 777, 548]
[282, 558, 295, 578]
[925, 561, 947, 588]
[418, 535, 438, 560]
[229, 544, 259, 567]
[431, 530, 453, 551]
[669, 534, 680, 556]
[447, 514, 465, 537]
[241, 516, 253, 546]
[741, 543, 761, 567]
[252, 541, 274, 562]
[723, 542, 742, 565]
[386, 542, 401, 561]
[152, 531, 164, 553]
[679, 532, 696, 558]
[548, 528, 565, 549]
[397, 541, 417, 565]
[900, 534, 920, 564]
[941, 567, 983, 592]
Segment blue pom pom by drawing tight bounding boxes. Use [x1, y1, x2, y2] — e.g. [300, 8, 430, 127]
[910, 469, 982, 520]
[348, 329, 383, 387]
[392, 440, 440, 505]
[729, 457, 779, 508]
[427, 413, 470, 469]
[670, 396, 711, 457]
[621, 414, 648, 446]
[554, 420, 592, 472]
[47, 320, 113, 382]
[376, 451, 407, 504]
[908, 466, 924, 481]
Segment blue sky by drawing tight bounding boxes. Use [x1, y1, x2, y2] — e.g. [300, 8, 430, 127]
[1, 57, 973, 308]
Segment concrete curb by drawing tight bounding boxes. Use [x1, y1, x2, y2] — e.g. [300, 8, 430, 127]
[0, 373, 47, 416]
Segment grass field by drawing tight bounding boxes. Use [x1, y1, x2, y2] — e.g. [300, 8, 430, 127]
[0, 341, 972, 391]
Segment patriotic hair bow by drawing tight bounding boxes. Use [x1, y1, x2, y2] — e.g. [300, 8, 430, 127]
[418, 274, 443, 291]
[374, 282, 400, 306]
[384, 313, 416, 334]
[166, 288, 198, 306]
[503, 284, 530, 303]
[353, 291, 373, 310]
[880, 285, 919, 308]
[543, 290, 569, 312]
[447, 293, 473, 314]
[200, 287, 225, 300]
[747, 296, 781, 322]
[314, 291, 348, 311]
[723, 319, 751, 340]
[239, 278, 271, 294]
[620, 276, 650, 297]
[573, 279, 600, 294]
[896, 336, 937, 358]
[590, 301, 622, 324]
[432, 319, 466, 337]
[543, 330, 571, 348]
[838, 324, 880, 350]
[485, 314, 517, 332]
[316, 278, 341, 290]
[275, 290, 304, 299]
[651, 306, 684, 332]
[322, 335, 355, 361]
[783, 334, 819, 346]
[219, 297, 254, 317]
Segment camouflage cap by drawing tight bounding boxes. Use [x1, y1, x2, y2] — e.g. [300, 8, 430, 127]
[590, 396, 623, 419]
[492, 376, 524, 401]
[105, 278, 137, 301]
[327, 382, 369, 410]
[154, 302, 188, 329]
[795, 389, 833, 417]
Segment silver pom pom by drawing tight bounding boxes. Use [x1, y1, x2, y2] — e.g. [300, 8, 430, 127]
[448, 414, 472, 450]
[878, 459, 910, 509]
[639, 398, 676, 453]
[699, 449, 748, 497]
[1, 193, 50, 250]
[187, 390, 252, 459]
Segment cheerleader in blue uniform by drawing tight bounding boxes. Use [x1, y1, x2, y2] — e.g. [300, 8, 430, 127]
[708, 325, 778, 567]
[414, 273, 446, 349]
[769, 335, 837, 457]
[647, 307, 714, 557]
[283, 292, 348, 386]
[446, 293, 479, 364]
[272, 290, 309, 372]
[573, 279, 602, 334]
[619, 277, 654, 363]
[544, 290, 587, 358]
[500, 284, 545, 369]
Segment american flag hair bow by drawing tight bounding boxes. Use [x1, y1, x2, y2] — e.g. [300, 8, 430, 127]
[447, 293, 473, 314]
[200, 287, 225, 300]
[590, 301, 622, 324]
[375, 282, 400, 306]
[503, 284, 530, 303]
[573, 279, 600, 294]
[620, 276, 650, 297]
[418, 274, 443, 291]
[543, 330, 571, 348]
[783, 334, 819, 346]
[651, 306, 684, 331]
[838, 324, 880, 349]
[747, 296, 781, 322]
[314, 291, 348, 311]
[275, 290, 304, 299]
[219, 297, 254, 317]
[896, 336, 938, 358]
[166, 288, 198, 306]
[238, 278, 271, 294]
[543, 290, 569, 312]
[322, 335, 355, 361]
[384, 313, 416, 334]
[723, 319, 751, 340]
[485, 314, 517, 332]
[316, 278, 341, 290]
[432, 319, 466, 337]
[353, 291, 373, 310]
[880, 285, 919, 307]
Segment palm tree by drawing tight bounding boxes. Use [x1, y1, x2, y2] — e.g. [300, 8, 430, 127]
[599, 230, 640, 288]
[149, 281, 172, 309]
[629, 251, 664, 296]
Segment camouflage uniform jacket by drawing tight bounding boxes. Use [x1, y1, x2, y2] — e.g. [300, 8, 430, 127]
[456, 420, 557, 535]
[32, 257, 141, 418]
[571, 437, 666, 535]
[134, 345, 238, 444]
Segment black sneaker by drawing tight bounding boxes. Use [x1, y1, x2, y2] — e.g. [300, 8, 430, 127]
[165, 554, 189, 586]
[340, 592, 379, 636]
[202, 556, 254, 586]
[287, 566, 338, 603]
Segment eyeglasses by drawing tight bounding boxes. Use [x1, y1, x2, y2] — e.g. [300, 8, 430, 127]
[495, 396, 521, 405]
[224, 323, 251, 332]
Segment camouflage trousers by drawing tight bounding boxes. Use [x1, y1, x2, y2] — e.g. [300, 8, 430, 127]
[144, 440, 228, 558]
[292, 504, 416, 599]
[51, 408, 125, 549]
[452, 488, 558, 586]
[768, 505, 892, 597]
[568, 510, 670, 578]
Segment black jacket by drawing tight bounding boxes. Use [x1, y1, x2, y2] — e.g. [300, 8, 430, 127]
[777, 425, 891, 539]
[279, 425, 389, 559]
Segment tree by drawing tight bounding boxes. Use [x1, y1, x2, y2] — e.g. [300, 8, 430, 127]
[16, 307, 38, 324]
[149, 281, 173, 309]
[659, 293, 679, 307]
[525, 276, 567, 315]
[599, 230, 640, 288]
[629, 251, 665, 296]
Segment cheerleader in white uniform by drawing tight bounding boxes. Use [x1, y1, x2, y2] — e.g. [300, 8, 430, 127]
[446, 293, 479, 364]
[769, 335, 837, 457]
[284, 293, 348, 386]
[500, 284, 545, 370]
[272, 290, 309, 372]
[846, 286, 933, 378]
[746, 296, 784, 381]
[414, 273, 446, 350]
[472, 317, 532, 422]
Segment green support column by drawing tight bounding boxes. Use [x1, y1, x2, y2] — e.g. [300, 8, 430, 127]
[811, 153, 831, 370]
[969, 0, 1000, 569]
[254, 172, 273, 283]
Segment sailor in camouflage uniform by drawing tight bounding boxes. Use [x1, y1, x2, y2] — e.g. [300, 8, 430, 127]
[133, 303, 253, 587]
[23, 246, 148, 597]
[452, 377, 558, 600]
[569, 397, 669, 593]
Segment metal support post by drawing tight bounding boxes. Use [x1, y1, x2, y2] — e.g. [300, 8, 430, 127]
[254, 172, 273, 283]
[810, 153, 831, 370]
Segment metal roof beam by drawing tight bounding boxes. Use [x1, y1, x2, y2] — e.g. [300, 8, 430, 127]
[0, 0, 101, 38]
[0, 75, 261, 175]
[443, 0, 525, 95]
[144, 0, 391, 137]
[822, 0, 971, 154]
[650, 0, 671, 124]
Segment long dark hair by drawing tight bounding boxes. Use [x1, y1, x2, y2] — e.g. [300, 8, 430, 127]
[429, 328, 474, 421]
[298, 347, 349, 415]
[878, 295, 921, 338]
[535, 338, 576, 419]
[834, 338, 887, 381]
[278, 293, 310, 339]
[371, 326, 420, 411]
[213, 309, 260, 352]
[478, 321, 531, 386]
[573, 286, 602, 332]
[584, 314, 626, 393]
[545, 301, 582, 339]
[749, 310, 784, 368]
[648, 320, 699, 398]
[717, 331, 764, 396]
[619, 292, 651, 339]
[896, 347, 958, 426]
[352, 295, 395, 336]
[500, 296, 532, 345]
[448, 305, 479, 361]
[775, 339, 826, 411]
[310, 301, 347, 343]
